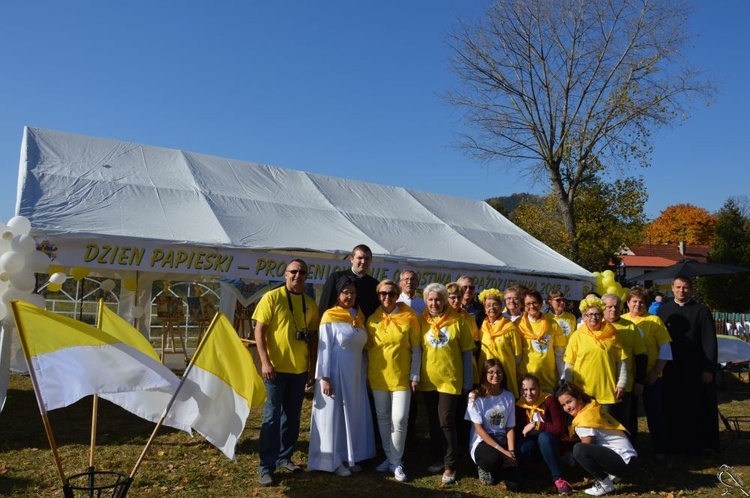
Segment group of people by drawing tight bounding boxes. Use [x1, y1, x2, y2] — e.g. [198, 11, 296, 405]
[252, 244, 720, 496]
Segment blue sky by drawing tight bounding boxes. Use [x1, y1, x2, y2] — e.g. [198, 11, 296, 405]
[1, 1, 747, 226]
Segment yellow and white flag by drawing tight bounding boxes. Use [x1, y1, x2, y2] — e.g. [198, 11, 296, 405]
[97, 304, 191, 433]
[11, 300, 179, 414]
[168, 312, 266, 461]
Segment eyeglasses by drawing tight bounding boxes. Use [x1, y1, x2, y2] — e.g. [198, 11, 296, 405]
[505, 297, 519, 302]
[462, 285, 476, 290]
[485, 302, 500, 308]
[401, 277, 418, 282]
[287, 269, 307, 275]
[524, 302, 541, 308]
[378, 291, 398, 298]
[584, 313, 603, 319]
[487, 370, 503, 376]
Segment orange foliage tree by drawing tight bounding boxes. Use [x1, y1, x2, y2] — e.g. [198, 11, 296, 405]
[644, 204, 716, 244]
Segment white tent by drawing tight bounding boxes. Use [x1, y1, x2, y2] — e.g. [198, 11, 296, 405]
[16, 127, 593, 299]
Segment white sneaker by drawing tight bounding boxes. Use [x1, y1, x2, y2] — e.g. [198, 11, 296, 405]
[608, 474, 623, 484]
[393, 464, 407, 482]
[349, 464, 363, 473]
[584, 476, 615, 496]
[334, 465, 351, 477]
[375, 459, 390, 473]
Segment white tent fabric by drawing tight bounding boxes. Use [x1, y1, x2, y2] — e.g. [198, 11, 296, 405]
[16, 127, 592, 280]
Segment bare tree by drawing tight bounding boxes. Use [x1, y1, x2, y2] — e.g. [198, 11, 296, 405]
[448, 0, 712, 261]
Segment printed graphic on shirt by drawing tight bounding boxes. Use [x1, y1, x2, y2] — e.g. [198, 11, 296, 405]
[531, 334, 551, 353]
[484, 405, 508, 432]
[426, 328, 451, 348]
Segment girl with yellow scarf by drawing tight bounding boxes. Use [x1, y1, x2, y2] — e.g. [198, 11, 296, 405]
[556, 382, 638, 496]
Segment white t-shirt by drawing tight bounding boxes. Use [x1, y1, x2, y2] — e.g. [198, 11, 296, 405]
[574, 426, 637, 463]
[465, 389, 516, 462]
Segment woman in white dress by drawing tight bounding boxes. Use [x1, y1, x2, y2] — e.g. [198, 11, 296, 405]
[308, 275, 376, 476]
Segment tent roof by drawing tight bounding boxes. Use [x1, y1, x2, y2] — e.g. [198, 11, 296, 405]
[16, 127, 592, 280]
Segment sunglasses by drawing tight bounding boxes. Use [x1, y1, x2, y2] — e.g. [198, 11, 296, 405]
[378, 291, 398, 298]
[288, 269, 308, 275]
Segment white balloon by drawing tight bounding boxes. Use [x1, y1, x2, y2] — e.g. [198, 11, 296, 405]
[49, 272, 67, 285]
[6, 216, 31, 236]
[1, 288, 21, 306]
[0, 251, 25, 274]
[131, 305, 144, 318]
[0, 237, 10, 254]
[0, 228, 13, 242]
[10, 271, 36, 293]
[10, 234, 36, 254]
[0, 271, 9, 282]
[26, 250, 51, 273]
[99, 279, 116, 292]
[25, 293, 47, 309]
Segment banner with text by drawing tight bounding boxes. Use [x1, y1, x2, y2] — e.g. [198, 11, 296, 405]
[36, 237, 592, 298]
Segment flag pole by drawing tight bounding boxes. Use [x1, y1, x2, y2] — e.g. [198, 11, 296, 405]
[9, 300, 68, 488]
[87, 300, 107, 470]
[128, 312, 220, 479]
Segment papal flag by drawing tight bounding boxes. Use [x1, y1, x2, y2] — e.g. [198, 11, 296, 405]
[10, 300, 180, 415]
[97, 304, 191, 432]
[167, 312, 266, 460]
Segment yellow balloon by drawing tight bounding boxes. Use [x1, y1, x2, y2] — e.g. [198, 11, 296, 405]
[601, 275, 615, 287]
[606, 285, 620, 295]
[123, 278, 138, 292]
[602, 270, 615, 279]
[49, 265, 65, 275]
[48, 282, 62, 292]
[71, 267, 90, 281]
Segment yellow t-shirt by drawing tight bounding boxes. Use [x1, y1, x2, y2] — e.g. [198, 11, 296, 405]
[564, 324, 628, 404]
[252, 286, 320, 374]
[548, 311, 577, 338]
[609, 318, 647, 392]
[479, 318, 523, 399]
[366, 303, 421, 391]
[518, 315, 567, 393]
[622, 312, 672, 377]
[419, 309, 475, 395]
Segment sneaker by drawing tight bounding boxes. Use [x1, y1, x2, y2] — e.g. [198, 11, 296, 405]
[375, 459, 391, 473]
[393, 464, 407, 482]
[477, 467, 493, 485]
[427, 462, 444, 474]
[441, 470, 456, 484]
[555, 477, 574, 495]
[349, 464, 363, 473]
[277, 460, 302, 474]
[608, 474, 623, 484]
[584, 476, 615, 496]
[334, 465, 352, 477]
[259, 473, 274, 487]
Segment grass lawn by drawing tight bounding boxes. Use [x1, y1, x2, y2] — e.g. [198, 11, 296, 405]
[1, 369, 748, 497]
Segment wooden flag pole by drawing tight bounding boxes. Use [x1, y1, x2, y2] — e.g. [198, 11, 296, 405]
[10, 300, 68, 487]
[88, 300, 108, 469]
[129, 312, 220, 479]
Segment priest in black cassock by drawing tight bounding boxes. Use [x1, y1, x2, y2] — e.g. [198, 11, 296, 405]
[657, 275, 719, 454]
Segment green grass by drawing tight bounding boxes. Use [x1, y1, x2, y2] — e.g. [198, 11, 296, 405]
[1, 372, 748, 497]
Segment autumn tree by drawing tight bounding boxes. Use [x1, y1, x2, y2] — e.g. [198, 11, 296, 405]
[643, 203, 716, 245]
[697, 199, 750, 311]
[447, 0, 712, 261]
[510, 176, 647, 270]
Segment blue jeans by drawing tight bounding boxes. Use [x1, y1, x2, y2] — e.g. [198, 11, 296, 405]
[518, 431, 564, 481]
[258, 372, 308, 475]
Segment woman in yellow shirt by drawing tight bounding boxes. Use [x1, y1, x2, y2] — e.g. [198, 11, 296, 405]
[479, 288, 522, 399]
[563, 297, 628, 419]
[419, 283, 474, 484]
[622, 286, 672, 460]
[366, 279, 421, 482]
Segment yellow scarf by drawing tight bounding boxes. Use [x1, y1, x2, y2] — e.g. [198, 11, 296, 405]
[422, 307, 458, 335]
[517, 314, 550, 342]
[481, 316, 516, 340]
[516, 394, 549, 430]
[576, 321, 618, 349]
[321, 305, 365, 329]
[570, 400, 628, 437]
[377, 302, 414, 333]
